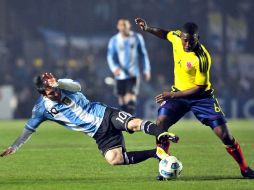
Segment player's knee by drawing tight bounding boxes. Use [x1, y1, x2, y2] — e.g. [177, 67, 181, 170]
[107, 158, 123, 165]
[213, 125, 234, 145]
[156, 116, 171, 130]
[105, 150, 124, 165]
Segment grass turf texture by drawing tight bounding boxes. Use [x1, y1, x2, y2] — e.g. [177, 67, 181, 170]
[0, 120, 254, 190]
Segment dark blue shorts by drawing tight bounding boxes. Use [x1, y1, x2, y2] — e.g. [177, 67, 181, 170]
[158, 90, 227, 129]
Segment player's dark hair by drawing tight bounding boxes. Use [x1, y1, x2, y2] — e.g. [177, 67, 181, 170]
[33, 75, 46, 94]
[182, 22, 199, 35]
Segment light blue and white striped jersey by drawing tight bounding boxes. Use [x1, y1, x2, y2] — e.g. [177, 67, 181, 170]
[107, 31, 150, 80]
[25, 79, 106, 137]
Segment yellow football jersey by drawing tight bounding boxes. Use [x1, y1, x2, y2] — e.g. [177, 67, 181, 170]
[167, 30, 211, 91]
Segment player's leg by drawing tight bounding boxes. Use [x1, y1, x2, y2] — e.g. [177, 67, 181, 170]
[118, 95, 126, 111]
[109, 107, 178, 161]
[191, 93, 254, 178]
[104, 147, 157, 165]
[94, 109, 158, 165]
[121, 77, 139, 115]
[156, 99, 189, 153]
[104, 147, 125, 165]
[111, 109, 178, 141]
[213, 124, 254, 178]
[115, 79, 129, 112]
[127, 117, 179, 159]
[122, 92, 137, 115]
[155, 99, 189, 181]
[156, 115, 174, 154]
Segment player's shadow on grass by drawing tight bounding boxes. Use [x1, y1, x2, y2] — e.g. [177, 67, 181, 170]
[0, 176, 140, 185]
[178, 176, 244, 181]
[0, 175, 247, 185]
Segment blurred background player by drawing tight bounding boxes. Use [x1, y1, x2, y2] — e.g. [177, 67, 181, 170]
[107, 19, 151, 115]
[135, 18, 254, 180]
[1, 72, 178, 169]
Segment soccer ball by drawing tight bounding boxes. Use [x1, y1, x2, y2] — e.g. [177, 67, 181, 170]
[159, 156, 183, 179]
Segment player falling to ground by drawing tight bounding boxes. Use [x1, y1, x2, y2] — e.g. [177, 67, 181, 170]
[135, 18, 254, 180]
[107, 19, 151, 115]
[1, 73, 177, 168]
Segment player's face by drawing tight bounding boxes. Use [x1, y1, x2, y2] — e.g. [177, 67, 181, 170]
[180, 32, 199, 52]
[44, 87, 61, 101]
[117, 20, 131, 36]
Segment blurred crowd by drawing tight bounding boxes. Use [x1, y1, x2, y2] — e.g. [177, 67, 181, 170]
[0, 0, 254, 118]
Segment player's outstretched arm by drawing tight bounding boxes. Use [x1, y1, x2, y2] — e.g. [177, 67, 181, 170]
[0, 128, 34, 157]
[57, 79, 81, 92]
[135, 18, 169, 40]
[155, 85, 207, 104]
[0, 147, 16, 157]
[43, 72, 81, 92]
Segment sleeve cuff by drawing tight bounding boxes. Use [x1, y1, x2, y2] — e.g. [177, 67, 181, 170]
[25, 125, 36, 132]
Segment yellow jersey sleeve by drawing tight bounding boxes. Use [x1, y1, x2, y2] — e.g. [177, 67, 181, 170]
[166, 30, 181, 42]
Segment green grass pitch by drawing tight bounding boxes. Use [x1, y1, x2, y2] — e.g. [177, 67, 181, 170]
[0, 120, 254, 190]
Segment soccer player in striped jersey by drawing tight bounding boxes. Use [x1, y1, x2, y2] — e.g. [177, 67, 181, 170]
[135, 18, 254, 180]
[1, 73, 178, 168]
[107, 19, 151, 115]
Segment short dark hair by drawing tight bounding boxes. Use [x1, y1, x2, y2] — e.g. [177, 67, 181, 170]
[33, 75, 46, 94]
[182, 22, 199, 35]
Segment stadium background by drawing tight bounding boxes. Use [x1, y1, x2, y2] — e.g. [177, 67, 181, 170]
[0, 0, 254, 119]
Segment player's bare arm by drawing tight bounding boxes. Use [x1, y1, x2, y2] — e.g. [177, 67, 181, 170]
[135, 18, 169, 40]
[155, 85, 206, 104]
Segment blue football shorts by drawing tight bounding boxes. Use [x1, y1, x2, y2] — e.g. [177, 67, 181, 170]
[158, 90, 227, 129]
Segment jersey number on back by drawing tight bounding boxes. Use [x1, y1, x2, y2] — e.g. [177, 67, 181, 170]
[47, 107, 59, 117]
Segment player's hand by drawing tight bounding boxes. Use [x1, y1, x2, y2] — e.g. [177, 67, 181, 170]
[0, 147, 17, 157]
[42, 72, 58, 87]
[135, 18, 148, 31]
[143, 72, 151, 81]
[113, 68, 121, 77]
[155, 92, 174, 104]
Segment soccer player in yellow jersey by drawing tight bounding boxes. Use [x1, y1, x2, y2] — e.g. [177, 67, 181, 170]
[135, 17, 254, 180]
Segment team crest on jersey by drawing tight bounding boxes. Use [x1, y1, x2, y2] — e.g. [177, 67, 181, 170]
[186, 61, 193, 68]
[62, 97, 72, 105]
